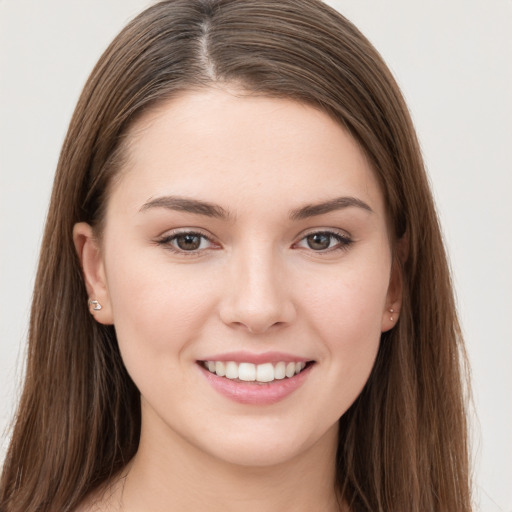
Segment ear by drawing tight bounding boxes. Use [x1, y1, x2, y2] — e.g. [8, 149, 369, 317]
[381, 234, 407, 333]
[73, 222, 114, 325]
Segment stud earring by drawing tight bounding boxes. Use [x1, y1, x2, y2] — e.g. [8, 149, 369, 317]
[389, 308, 395, 321]
[88, 299, 102, 311]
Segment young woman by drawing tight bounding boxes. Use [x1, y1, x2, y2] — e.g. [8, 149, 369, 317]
[0, 1, 472, 510]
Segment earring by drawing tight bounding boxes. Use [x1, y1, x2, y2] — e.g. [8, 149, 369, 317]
[389, 308, 395, 321]
[88, 299, 102, 311]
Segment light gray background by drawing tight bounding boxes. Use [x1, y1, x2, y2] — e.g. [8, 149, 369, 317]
[1, 1, 511, 510]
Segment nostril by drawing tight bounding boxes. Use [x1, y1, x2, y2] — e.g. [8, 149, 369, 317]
[246, 320, 286, 334]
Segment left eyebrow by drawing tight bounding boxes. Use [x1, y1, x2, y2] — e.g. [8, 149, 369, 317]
[289, 196, 373, 220]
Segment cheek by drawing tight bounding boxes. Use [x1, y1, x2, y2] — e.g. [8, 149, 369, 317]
[103, 248, 218, 372]
[303, 255, 390, 336]
[299, 257, 390, 402]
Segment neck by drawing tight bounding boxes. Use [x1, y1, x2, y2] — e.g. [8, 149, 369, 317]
[119, 406, 343, 512]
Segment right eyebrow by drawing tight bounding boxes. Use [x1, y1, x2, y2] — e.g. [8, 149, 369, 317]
[139, 195, 231, 219]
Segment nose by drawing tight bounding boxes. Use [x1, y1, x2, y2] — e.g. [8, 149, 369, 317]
[219, 246, 296, 334]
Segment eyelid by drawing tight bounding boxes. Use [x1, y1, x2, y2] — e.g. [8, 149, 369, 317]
[154, 227, 353, 255]
[157, 226, 213, 238]
[293, 228, 353, 252]
[294, 226, 352, 242]
[155, 228, 221, 255]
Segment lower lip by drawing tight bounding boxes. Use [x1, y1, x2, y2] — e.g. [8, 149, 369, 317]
[198, 363, 313, 405]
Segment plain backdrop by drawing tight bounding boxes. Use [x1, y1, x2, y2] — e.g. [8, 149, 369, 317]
[1, 1, 511, 510]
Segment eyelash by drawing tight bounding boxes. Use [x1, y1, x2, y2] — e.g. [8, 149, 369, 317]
[155, 229, 353, 256]
[156, 230, 217, 256]
[294, 230, 353, 253]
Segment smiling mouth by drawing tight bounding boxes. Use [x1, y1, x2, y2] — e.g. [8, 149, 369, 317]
[200, 360, 314, 384]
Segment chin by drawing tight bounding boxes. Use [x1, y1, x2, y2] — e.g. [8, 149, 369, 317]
[191, 420, 339, 469]
[209, 440, 310, 468]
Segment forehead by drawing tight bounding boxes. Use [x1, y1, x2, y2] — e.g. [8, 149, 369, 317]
[109, 87, 385, 218]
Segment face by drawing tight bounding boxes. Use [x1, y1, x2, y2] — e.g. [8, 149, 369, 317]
[76, 87, 401, 468]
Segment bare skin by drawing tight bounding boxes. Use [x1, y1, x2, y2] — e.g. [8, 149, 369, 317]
[78, 427, 345, 511]
[74, 87, 401, 512]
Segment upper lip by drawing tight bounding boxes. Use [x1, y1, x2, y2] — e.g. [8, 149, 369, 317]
[198, 351, 313, 365]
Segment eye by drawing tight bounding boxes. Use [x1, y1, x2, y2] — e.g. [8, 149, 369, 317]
[173, 233, 207, 251]
[156, 231, 216, 254]
[295, 231, 352, 252]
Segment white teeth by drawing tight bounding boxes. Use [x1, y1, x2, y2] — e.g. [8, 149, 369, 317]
[285, 362, 296, 378]
[204, 360, 309, 382]
[238, 363, 256, 381]
[215, 361, 226, 377]
[256, 363, 274, 382]
[274, 361, 286, 380]
[225, 361, 238, 379]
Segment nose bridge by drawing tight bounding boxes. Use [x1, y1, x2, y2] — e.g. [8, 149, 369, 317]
[221, 239, 294, 333]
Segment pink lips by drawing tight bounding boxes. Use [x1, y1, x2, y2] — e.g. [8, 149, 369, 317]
[198, 351, 313, 405]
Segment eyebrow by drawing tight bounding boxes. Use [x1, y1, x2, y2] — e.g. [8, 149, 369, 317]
[289, 196, 373, 220]
[139, 194, 373, 220]
[139, 195, 230, 219]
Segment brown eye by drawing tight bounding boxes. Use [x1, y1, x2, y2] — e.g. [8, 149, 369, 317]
[157, 231, 217, 255]
[295, 231, 353, 253]
[306, 233, 332, 250]
[174, 234, 202, 251]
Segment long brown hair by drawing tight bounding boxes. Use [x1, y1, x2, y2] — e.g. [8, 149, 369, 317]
[0, 1, 471, 510]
